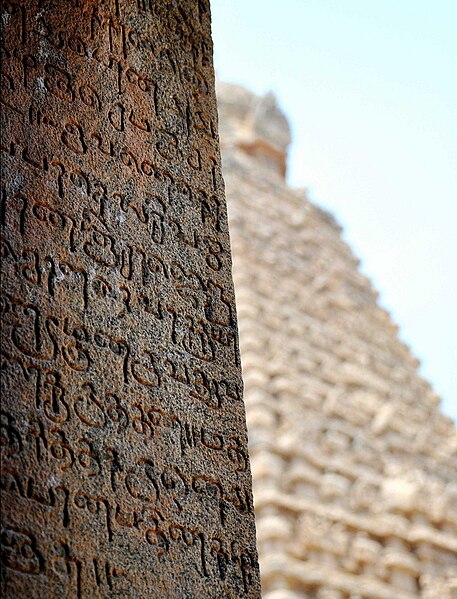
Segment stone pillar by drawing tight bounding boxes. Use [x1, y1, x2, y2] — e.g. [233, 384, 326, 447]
[0, 1, 260, 597]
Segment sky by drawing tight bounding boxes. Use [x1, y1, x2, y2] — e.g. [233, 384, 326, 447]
[211, 0, 457, 421]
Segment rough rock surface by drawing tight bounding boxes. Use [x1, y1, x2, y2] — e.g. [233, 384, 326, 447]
[0, 3, 260, 597]
[217, 81, 457, 599]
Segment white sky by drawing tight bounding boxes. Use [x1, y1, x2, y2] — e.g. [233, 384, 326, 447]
[211, 0, 457, 421]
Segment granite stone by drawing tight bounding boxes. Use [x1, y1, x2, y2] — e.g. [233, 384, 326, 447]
[0, 3, 260, 597]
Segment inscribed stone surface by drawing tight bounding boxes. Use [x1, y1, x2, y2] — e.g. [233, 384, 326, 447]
[0, 3, 260, 597]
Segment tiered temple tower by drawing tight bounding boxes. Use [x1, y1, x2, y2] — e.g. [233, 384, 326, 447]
[217, 81, 457, 599]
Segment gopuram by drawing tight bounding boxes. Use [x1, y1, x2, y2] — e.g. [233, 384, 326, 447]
[217, 82, 457, 599]
[0, 2, 260, 597]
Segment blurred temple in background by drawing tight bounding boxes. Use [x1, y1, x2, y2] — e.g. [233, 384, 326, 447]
[217, 82, 457, 599]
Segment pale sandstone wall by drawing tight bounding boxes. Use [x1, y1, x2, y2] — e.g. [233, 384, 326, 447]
[217, 82, 457, 599]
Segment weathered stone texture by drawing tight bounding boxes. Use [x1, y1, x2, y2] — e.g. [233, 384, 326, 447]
[217, 82, 457, 599]
[0, 3, 260, 597]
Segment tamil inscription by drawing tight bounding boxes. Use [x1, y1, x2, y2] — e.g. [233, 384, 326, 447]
[0, 1, 260, 596]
